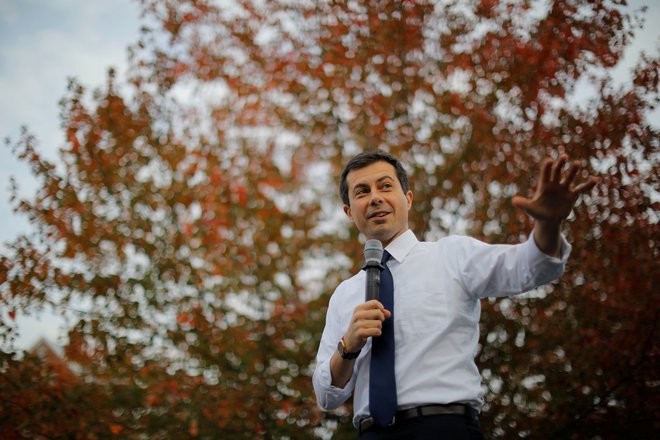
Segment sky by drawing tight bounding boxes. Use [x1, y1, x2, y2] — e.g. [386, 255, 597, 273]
[0, 0, 141, 351]
[1, 0, 659, 351]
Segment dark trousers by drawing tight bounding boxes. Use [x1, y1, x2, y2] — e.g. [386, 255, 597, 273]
[359, 414, 484, 440]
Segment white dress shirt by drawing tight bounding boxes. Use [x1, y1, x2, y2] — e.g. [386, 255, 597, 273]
[312, 229, 571, 427]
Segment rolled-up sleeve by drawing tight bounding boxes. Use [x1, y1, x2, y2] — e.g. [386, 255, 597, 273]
[312, 290, 357, 410]
[312, 355, 356, 410]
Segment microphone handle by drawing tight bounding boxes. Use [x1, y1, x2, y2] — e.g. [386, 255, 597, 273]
[364, 263, 381, 302]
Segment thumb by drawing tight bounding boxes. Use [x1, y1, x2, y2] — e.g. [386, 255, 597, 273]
[511, 195, 530, 209]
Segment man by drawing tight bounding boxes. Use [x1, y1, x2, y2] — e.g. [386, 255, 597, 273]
[312, 150, 597, 438]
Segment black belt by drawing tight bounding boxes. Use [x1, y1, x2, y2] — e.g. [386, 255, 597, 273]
[358, 404, 478, 434]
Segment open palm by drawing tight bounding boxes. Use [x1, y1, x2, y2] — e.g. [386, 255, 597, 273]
[512, 154, 598, 223]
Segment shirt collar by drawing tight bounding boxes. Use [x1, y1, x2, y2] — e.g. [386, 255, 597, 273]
[384, 229, 418, 263]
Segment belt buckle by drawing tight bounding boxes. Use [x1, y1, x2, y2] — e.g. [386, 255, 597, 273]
[358, 417, 373, 435]
[359, 415, 396, 434]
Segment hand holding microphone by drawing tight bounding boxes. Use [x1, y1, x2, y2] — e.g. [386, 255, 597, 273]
[338, 240, 391, 357]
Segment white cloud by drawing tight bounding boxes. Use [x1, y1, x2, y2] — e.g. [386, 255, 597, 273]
[0, 1, 140, 155]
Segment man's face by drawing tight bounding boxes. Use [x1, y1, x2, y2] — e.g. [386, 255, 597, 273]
[343, 161, 413, 247]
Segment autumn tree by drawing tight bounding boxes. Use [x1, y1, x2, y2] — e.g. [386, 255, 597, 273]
[1, 0, 658, 438]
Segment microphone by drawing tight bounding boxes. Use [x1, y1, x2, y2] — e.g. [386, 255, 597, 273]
[363, 239, 384, 301]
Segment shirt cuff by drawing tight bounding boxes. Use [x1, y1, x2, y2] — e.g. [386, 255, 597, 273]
[527, 230, 571, 263]
[313, 358, 356, 410]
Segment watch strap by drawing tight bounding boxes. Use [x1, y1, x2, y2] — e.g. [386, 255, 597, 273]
[338, 336, 361, 360]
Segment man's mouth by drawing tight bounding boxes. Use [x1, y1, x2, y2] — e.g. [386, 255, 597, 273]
[368, 211, 390, 220]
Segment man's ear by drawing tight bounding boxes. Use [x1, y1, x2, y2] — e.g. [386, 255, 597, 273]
[406, 191, 413, 210]
[343, 204, 353, 222]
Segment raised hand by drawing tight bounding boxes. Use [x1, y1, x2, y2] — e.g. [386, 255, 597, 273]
[512, 154, 598, 224]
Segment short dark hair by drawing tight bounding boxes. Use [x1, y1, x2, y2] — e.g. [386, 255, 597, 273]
[339, 149, 410, 205]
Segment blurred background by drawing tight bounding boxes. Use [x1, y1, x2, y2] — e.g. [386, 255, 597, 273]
[1, 0, 658, 438]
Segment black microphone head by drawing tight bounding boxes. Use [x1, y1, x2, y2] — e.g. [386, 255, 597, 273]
[364, 239, 383, 265]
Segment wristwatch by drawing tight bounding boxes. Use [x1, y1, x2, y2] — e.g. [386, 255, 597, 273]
[337, 337, 361, 360]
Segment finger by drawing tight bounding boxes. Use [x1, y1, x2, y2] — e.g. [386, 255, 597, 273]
[347, 318, 386, 346]
[358, 319, 383, 330]
[511, 194, 531, 209]
[357, 327, 384, 339]
[355, 308, 388, 323]
[356, 318, 387, 336]
[362, 299, 385, 310]
[540, 158, 553, 185]
[551, 154, 568, 182]
[572, 176, 598, 194]
[561, 161, 580, 186]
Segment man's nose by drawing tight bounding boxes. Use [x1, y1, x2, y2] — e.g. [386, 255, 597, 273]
[369, 191, 383, 205]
